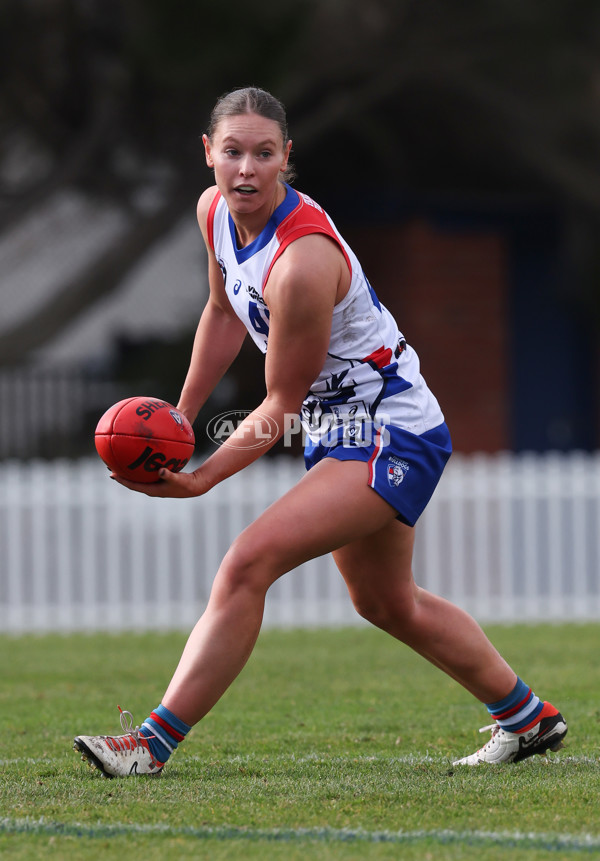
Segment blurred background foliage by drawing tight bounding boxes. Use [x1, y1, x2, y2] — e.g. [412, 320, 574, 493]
[4, 1, 600, 206]
[1, 0, 599, 455]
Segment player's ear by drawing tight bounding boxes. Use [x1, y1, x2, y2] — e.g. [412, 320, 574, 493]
[280, 139, 292, 172]
[203, 134, 214, 168]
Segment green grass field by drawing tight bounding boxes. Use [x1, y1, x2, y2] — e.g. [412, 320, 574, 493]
[1, 624, 599, 860]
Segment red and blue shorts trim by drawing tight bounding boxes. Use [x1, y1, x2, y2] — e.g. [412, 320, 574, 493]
[304, 422, 452, 526]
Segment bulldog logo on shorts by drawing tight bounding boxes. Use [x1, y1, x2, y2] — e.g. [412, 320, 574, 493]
[387, 456, 409, 487]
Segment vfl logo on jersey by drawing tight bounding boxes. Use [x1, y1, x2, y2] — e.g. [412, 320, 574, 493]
[247, 284, 266, 305]
[387, 456, 409, 487]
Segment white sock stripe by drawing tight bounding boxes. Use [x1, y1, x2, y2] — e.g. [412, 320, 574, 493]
[141, 721, 174, 754]
[500, 694, 541, 727]
[516, 693, 541, 722]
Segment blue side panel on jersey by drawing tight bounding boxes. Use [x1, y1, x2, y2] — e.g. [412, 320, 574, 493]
[371, 367, 413, 414]
[379, 371, 413, 398]
[228, 184, 300, 263]
[364, 275, 381, 311]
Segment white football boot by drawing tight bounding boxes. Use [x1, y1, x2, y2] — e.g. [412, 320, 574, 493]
[74, 707, 163, 777]
[453, 703, 567, 766]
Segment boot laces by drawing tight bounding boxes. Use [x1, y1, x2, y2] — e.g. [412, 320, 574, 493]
[118, 705, 140, 738]
[102, 706, 145, 754]
[476, 722, 502, 753]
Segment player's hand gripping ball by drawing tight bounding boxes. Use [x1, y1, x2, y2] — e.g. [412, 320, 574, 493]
[95, 397, 195, 483]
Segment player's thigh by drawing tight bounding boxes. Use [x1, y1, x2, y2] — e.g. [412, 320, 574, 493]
[332, 517, 417, 610]
[229, 457, 398, 580]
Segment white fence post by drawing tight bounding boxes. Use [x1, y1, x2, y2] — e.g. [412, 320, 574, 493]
[1, 452, 599, 633]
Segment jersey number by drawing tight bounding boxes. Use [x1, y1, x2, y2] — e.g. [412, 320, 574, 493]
[248, 301, 270, 337]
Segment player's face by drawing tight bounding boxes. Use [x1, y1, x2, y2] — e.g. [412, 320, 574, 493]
[203, 114, 291, 215]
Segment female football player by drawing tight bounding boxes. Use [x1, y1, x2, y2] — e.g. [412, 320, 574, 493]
[74, 87, 566, 776]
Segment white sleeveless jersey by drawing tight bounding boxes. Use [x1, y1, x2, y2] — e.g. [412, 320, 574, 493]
[207, 183, 444, 443]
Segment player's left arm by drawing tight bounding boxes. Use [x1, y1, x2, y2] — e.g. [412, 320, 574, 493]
[115, 234, 345, 497]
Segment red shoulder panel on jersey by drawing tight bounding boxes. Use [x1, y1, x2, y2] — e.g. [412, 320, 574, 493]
[262, 193, 351, 287]
[206, 190, 222, 252]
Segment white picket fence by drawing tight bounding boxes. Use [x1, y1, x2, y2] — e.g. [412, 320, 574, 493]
[1, 452, 600, 633]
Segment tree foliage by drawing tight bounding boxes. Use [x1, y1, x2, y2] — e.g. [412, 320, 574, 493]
[1, 0, 599, 359]
[4, 0, 600, 205]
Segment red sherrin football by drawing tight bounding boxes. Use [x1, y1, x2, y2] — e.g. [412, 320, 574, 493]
[95, 396, 195, 483]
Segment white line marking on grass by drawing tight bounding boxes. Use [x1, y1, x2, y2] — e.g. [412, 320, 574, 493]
[3, 753, 597, 768]
[2, 818, 600, 852]
[188, 753, 445, 766]
[552, 756, 600, 765]
[187, 752, 599, 767]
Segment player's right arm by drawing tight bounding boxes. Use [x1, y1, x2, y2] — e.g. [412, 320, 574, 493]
[176, 187, 248, 424]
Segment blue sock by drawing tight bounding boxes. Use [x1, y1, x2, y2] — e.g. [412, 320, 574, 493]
[486, 677, 543, 733]
[139, 704, 191, 763]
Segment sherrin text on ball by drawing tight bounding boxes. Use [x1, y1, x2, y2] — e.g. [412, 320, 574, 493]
[95, 396, 195, 483]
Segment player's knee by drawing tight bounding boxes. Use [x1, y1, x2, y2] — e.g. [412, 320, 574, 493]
[351, 588, 415, 629]
[350, 591, 387, 625]
[217, 535, 279, 595]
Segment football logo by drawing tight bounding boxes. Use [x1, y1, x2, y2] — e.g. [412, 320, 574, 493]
[387, 456, 409, 487]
